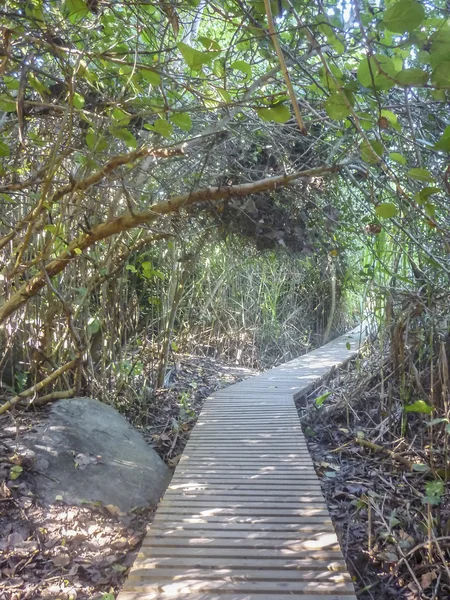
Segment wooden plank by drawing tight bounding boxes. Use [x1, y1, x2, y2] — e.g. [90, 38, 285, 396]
[127, 568, 351, 583]
[118, 326, 367, 600]
[122, 577, 355, 594]
[119, 593, 357, 600]
[146, 528, 336, 540]
[168, 483, 323, 491]
[152, 515, 333, 525]
[149, 520, 334, 532]
[156, 507, 331, 517]
[136, 546, 346, 559]
[164, 491, 325, 501]
[131, 556, 347, 571]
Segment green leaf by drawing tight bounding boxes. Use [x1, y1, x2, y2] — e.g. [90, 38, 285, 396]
[357, 55, 396, 91]
[424, 202, 435, 217]
[389, 515, 401, 528]
[376, 202, 398, 218]
[29, 74, 49, 95]
[415, 187, 441, 205]
[177, 42, 219, 71]
[65, 0, 89, 22]
[407, 168, 434, 182]
[395, 68, 428, 86]
[110, 127, 137, 148]
[404, 400, 433, 415]
[72, 92, 85, 109]
[381, 109, 401, 132]
[257, 108, 273, 122]
[257, 104, 290, 123]
[141, 69, 161, 86]
[319, 65, 343, 90]
[198, 36, 221, 51]
[360, 139, 383, 164]
[86, 129, 108, 152]
[325, 91, 353, 120]
[315, 391, 331, 408]
[430, 27, 450, 67]
[434, 126, 450, 152]
[153, 118, 173, 138]
[213, 59, 225, 78]
[9, 465, 23, 480]
[425, 480, 444, 498]
[412, 463, 430, 472]
[431, 62, 450, 87]
[141, 261, 153, 279]
[112, 108, 131, 126]
[356, 112, 373, 131]
[88, 317, 100, 334]
[0, 94, 16, 112]
[423, 480, 444, 505]
[318, 22, 345, 54]
[389, 152, 406, 165]
[0, 141, 10, 157]
[86, 129, 96, 150]
[427, 417, 448, 427]
[271, 104, 291, 123]
[382, 1, 425, 34]
[217, 88, 231, 103]
[230, 60, 252, 82]
[170, 112, 192, 132]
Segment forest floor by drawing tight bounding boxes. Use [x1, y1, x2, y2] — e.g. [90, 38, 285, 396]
[0, 356, 255, 600]
[300, 350, 450, 600]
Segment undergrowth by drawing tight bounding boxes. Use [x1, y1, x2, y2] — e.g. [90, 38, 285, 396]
[301, 313, 450, 600]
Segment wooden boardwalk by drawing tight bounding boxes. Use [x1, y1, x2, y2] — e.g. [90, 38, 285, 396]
[119, 326, 367, 600]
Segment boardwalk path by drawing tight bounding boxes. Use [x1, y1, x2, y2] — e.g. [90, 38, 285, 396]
[119, 325, 367, 600]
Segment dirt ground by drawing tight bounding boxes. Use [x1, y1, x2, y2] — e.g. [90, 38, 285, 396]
[299, 352, 450, 600]
[0, 356, 255, 600]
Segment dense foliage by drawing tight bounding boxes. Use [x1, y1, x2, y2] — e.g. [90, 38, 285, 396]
[0, 0, 449, 408]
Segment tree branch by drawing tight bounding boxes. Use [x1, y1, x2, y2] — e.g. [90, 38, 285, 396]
[0, 146, 184, 252]
[0, 164, 340, 324]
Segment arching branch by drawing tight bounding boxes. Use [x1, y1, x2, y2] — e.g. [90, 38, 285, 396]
[0, 164, 340, 325]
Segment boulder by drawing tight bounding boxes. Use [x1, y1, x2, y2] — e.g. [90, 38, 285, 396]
[14, 398, 171, 511]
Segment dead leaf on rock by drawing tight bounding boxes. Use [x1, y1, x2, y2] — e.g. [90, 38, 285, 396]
[104, 504, 125, 517]
[7, 532, 24, 548]
[421, 570, 437, 589]
[168, 454, 181, 468]
[52, 554, 71, 567]
[4, 577, 24, 588]
[128, 534, 141, 546]
[74, 453, 101, 470]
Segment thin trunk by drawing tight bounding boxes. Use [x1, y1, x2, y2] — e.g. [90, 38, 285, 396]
[323, 257, 336, 344]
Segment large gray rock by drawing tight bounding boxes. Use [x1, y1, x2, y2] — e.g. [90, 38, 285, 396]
[16, 398, 171, 511]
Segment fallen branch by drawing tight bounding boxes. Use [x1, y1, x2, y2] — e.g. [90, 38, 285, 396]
[0, 359, 78, 414]
[32, 387, 77, 407]
[0, 164, 340, 325]
[354, 437, 413, 469]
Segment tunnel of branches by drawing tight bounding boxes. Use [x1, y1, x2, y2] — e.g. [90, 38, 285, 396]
[2, 0, 450, 596]
[0, 0, 449, 416]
